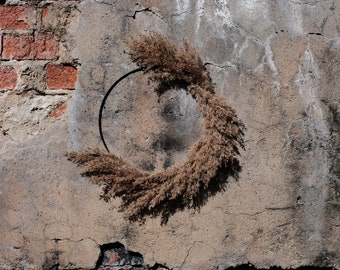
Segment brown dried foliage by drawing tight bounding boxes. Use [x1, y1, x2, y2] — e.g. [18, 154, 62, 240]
[68, 32, 245, 224]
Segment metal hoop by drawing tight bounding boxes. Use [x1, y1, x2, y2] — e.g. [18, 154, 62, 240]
[98, 67, 144, 152]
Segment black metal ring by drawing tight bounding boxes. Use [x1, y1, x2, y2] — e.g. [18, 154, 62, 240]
[99, 67, 144, 152]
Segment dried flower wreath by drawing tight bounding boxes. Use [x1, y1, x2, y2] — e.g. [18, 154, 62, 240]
[68, 31, 245, 224]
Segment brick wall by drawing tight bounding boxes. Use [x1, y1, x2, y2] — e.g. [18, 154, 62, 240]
[0, 1, 80, 93]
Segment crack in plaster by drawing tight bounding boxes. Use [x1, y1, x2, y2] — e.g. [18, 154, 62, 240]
[180, 241, 195, 268]
[94, 0, 118, 5]
[179, 241, 219, 269]
[174, 0, 190, 21]
[289, 0, 317, 6]
[204, 61, 236, 69]
[50, 237, 99, 246]
[210, 205, 267, 218]
[125, 7, 168, 25]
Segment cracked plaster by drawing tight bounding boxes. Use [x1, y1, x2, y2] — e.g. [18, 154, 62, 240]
[0, 0, 339, 269]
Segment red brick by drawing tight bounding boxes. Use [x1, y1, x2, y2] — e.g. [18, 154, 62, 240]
[1, 33, 58, 60]
[34, 33, 58, 60]
[0, 66, 17, 90]
[41, 7, 49, 29]
[2, 34, 34, 60]
[46, 65, 77, 89]
[0, 6, 36, 30]
[49, 103, 67, 118]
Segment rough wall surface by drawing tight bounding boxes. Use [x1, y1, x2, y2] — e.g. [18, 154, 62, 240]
[0, 0, 339, 269]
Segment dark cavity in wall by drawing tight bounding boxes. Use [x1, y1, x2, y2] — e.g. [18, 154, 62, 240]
[314, 252, 339, 269]
[225, 264, 338, 270]
[95, 242, 144, 269]
[42, 248, 60, 270]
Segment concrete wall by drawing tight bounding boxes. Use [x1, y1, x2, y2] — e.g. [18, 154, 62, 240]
[0, 0, 339, 269]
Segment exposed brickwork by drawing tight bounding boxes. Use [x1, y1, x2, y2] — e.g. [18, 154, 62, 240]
[49, 103, 67, 118]
[46, 64, 78, 89]
[34, 33, 59, 60]
[2, 33, 58, 60]
[0, 1, 79, 93]
[0, 6, 36, 30]
[0, 66, 18, 90]
[41, 7, 49, 29]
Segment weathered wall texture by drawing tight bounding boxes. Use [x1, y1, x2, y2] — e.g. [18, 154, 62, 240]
[0, 0, 339, 269]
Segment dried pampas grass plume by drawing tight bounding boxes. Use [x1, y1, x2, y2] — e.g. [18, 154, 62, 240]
[68, 31, 245, 224]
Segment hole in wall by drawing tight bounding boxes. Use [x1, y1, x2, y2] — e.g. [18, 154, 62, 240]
[148, 263, 170, 270]
[95, 242, 143, 269]
[42, 247, 61, 270]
